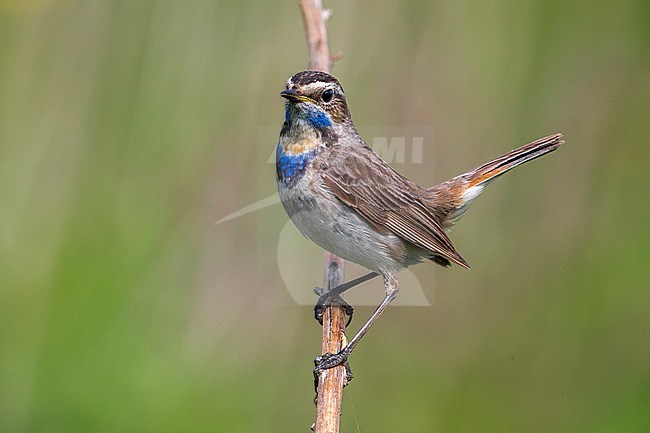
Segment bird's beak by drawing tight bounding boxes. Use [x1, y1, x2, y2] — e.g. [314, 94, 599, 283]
[281, 88, 314, 103]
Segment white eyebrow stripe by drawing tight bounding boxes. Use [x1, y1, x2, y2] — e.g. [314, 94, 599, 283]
[302, 82, 338, 94]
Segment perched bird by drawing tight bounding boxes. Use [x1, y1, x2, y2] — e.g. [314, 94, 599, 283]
[276, 70, 563, 373]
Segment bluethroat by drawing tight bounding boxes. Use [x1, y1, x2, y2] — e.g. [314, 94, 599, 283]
[276, 70, 564, 375]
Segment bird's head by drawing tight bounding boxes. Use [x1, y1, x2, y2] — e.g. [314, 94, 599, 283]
[280, 71, 352, 135]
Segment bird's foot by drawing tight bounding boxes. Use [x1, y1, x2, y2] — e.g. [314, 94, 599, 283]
[314, 287, 354, 326]
[313, 351, 353, 392]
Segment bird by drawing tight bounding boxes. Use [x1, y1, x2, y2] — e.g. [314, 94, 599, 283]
[276, 70, 563, 375]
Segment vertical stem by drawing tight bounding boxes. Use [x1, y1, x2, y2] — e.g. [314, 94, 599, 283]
[299, 0, 331, 71]
[297, 1, 346, 432]
[315, 254, 346, 433]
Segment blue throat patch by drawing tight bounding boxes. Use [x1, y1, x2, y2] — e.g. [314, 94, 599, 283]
[304, 109, 331, 129]
[285, 104, 332, 129]
[277, 106, 333, 185]
[276, 144, 320, 186]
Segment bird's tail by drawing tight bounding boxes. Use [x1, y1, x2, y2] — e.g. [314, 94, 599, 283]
[427, 133, 564, 227]
[464, 133, 564, 189]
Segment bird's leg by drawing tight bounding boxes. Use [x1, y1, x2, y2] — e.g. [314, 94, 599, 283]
[314, 271, 379, 326]
[314, 274, 399, 374]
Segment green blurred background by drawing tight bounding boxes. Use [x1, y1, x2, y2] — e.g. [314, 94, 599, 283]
[1, 1, 648, 431]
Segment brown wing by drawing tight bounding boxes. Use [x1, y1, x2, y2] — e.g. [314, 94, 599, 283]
[321, 146, 470, 269]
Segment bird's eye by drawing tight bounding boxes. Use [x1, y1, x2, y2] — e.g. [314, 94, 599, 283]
[321, 89, 334, 103]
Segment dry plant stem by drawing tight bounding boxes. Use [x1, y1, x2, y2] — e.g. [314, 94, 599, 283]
[315, 254, 347, 433]
[299, 0, 331, 71]
[298, 1, 346, 432]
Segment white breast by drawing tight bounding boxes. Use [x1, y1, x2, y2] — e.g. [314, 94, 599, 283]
[278, 168, 407, 274]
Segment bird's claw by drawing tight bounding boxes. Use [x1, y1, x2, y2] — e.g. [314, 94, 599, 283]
[314, 289, 354, 326]
[313, 352, 353, 392]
